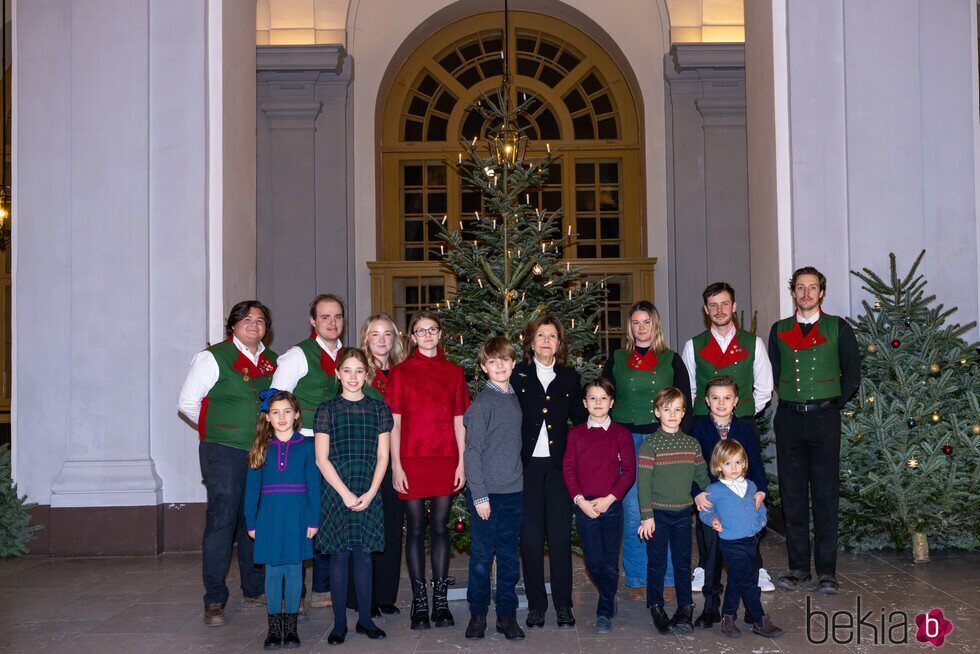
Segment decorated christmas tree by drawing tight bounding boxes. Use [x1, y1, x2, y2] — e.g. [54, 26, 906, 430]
[839, 251, 980, 558]
[434, 89, 604, 552]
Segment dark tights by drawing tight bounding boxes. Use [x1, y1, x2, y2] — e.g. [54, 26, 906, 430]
[404, 495, 451, 582]
[329, 550, 375, 635]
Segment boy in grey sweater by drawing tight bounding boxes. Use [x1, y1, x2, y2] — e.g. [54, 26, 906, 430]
[463, 336, 525, 641]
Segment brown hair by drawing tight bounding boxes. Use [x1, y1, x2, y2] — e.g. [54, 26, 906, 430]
[407, 311, 442, 351]
[309, 294, 346, 319]
[226, 300, 272, 337]
[336, 347, 370, 371]
[710, 439, 749, 477]
[653, 386, 686, 411]
[624, 301, 666, 354]
[582, 377, 616, 401]
[478, 336, 517, 365]
[358, 313, 406, 370]
[702, 282, 735, 306]
[248, 391, 302, 469]
[705, 375, 739, 397]
[789, 266, 827, 294]
[521, 314, 568, 366]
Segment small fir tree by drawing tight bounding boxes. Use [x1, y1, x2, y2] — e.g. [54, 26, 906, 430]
[839, 251, 980, 554]
[0, 444, 40, 557]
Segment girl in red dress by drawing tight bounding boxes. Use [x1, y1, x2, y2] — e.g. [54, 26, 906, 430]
[385, 311, 470, 630]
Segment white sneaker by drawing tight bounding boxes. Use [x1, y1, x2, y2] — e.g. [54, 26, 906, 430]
[691, 567, 705, 592]
[758, 568, 776, 592]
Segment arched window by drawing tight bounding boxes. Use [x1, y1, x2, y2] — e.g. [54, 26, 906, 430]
[370, 12, 655, 353]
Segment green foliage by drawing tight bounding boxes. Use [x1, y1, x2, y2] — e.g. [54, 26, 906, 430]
[839, 251, 980, 553]
[0, 444, 40, 557]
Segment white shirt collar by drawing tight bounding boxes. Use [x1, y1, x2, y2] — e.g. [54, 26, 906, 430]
[316, 336, 342, 359]
[720, 476, 748, 497]
[796, 310, 820, 326]
[710, 324, 737, 345]
[587, 416, 612, 430]
[232, 335, 265, 363]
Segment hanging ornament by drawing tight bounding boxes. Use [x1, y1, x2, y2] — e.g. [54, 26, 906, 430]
[942, 444, 953, 456]
[972, 424, 980, 436]
[532, 263, 544, 276]
[907, 458, 919, 469]
[891, 339, 901, 348]
[929, 363, 941, 375]
[874, 300, 882, 310]
[907, 417, 917, 428]
[930, 411, 941, 423]
[867, 343, 878, 353]
[454, 519, 466, 533]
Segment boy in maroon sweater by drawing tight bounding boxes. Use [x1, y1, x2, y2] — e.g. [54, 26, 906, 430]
[563, 378, 636, 634]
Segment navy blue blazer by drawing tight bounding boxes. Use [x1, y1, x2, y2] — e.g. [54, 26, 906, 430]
[690, 415, 769, 496]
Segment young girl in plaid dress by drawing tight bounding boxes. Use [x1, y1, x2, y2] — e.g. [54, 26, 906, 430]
[314, 348, 393, 644]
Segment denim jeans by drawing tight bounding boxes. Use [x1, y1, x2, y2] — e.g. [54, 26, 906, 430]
[576, 500, 623, 618]
[467, 490, 523, 618]
[645, 508, 693, 607]
[199, 441, 264, 605]
[623, 432, 674, 587]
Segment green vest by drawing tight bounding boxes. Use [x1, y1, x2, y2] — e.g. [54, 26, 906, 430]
[692, 328, 756, 416]
[293, 338, 339, 430]
[775, 313, 842, 401]
[609, 348, 676, 426]
[201, 339, 278, 450]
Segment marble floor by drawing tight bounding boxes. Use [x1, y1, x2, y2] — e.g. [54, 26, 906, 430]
[1, 532, 977, 653]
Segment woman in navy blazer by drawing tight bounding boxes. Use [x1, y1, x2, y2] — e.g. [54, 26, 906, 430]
[511, 315, 589, 629]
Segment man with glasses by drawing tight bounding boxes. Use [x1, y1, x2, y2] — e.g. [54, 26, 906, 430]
[179, 300, 278, 626]
[271, 294, 346, 612]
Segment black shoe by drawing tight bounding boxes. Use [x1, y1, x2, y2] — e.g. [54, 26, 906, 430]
[818, 575, 839, 595]
[326, 629, 347, 645]
[496, 617, 525, 640]
[669, 604, 695, 634]
[465, 613, 487, 639]
[263, 613, 284, 650]
[430, 577, 454, 627]
[525, 609, 545, 629]
[695, 607, 721, 628]
[376, 603, 400, 615]
[650, 605, 674, 635]
[281, 613, 300, 649]
[556, 606, 576, 628]
[355, 622, 387, 639]
[410, 579, 431, 630]
[370, 605, 382, 619]
[777, 570, 812, 590]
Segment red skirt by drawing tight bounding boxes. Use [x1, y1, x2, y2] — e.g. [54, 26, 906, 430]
[399, 456, 458, 500]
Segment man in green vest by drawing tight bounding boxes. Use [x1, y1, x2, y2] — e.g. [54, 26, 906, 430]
[178, 300, 278, 626]
[768, 267, 859, 595]
[270, 293, 345, 611]
[681, 282, 776, 595]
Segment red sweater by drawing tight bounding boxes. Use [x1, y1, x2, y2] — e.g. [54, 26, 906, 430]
[385, 348, 470, 459]
[562, 421, 636, 501]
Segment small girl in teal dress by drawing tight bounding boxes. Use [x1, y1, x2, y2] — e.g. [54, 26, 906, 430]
[245, 389, 320, 650]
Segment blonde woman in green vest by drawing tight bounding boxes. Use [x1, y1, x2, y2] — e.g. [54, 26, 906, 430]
[178, 300, 278, 627]
[767, 267, 859, 595]
[600, 301, 692, 601]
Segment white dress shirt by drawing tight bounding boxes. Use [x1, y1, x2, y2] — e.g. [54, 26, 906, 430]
[796, 310, 819, 326]
[531, 357, 557, 458]
[681, 325, 774, 411]
[271, 337, 341, 436]
[177, 336, 266, 426]
[720, 475, 748, 498]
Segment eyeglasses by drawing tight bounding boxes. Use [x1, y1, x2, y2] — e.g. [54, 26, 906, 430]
[413, 326, 441, 337]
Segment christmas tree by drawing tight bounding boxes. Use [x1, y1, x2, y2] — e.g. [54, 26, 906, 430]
[0, 444, 40, 557]
[839, 251, 980, 556]
[435, 89, 605, 552]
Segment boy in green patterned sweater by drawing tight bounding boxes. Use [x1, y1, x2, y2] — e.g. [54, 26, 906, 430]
[637, 387, 710, 635]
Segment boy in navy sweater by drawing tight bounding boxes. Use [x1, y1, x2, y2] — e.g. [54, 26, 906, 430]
[690, 375, 771, 629]
[699, 439, 782, 639]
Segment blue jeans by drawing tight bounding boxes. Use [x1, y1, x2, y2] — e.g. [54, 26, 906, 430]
[576, 500, 623, 618]
[467, 490, 523, 618]
[623, 432, 674, 587]
[719, 535, 764, 621]
[645, 508, 693, 607]
[199, 441, 264, 605]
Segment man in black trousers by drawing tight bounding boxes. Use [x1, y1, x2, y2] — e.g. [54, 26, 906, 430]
[769, 267, 860, 595]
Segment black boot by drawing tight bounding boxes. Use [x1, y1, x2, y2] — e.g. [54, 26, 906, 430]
[495, 616, 525, 640]
[410, 579, 431, 630]
[650, 605, 674, 635]
[670, 604, 695, 634]
[695, 606, 721, 628]
[431, 578, 454, 627]
[465, 613, 487, 639]
[281, 613, 301, 649]
[263, 613, 284, 650]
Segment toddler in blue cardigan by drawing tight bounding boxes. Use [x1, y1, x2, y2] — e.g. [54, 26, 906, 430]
[699, 439, 783, 639]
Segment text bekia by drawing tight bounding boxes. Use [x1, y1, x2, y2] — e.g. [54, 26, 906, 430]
[806, 595, 909, 645]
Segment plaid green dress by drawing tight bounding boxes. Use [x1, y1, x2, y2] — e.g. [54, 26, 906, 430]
[313, 395, 394, 554]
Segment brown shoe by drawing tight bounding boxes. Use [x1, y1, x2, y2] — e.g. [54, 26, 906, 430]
[309, 591, 333, 608]
[203, 602, 225, 627]
[720, 614, 741, 638]
[242, 593, 266, 609]
[628, 586, 646, 601]
[663, 586, 675, 601]
[752, 614, 783, 638]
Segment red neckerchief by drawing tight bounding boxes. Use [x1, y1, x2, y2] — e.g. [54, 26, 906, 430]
[309, 331, 338, 376]
[777, 310, 827, 350]
[228, 339, 277, 378]
[697, 330, 750, 369]
[627, 348, 658, 371]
